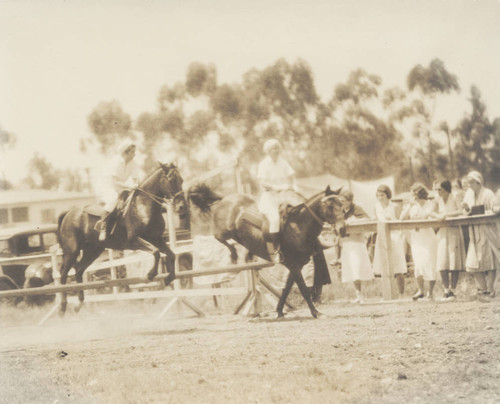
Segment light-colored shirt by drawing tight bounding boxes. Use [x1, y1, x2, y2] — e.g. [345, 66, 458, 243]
[256, 156, 295, 191]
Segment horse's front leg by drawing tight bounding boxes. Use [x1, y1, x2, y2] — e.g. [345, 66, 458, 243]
[150, 237, 176, 287]
[131, 237, 175, 287]
[129, 237, 161, 281]
[276, 271, 295, 318]
[292, 267, 319, 318]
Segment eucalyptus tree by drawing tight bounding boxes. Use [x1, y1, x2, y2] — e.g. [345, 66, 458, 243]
[454, 86, 499, 186]
[326, 69, 404, 181]
[86, 100, 133, 153]
[405, 59, 460, 183]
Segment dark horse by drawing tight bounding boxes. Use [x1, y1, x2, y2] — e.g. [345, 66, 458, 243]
[57, 163, 184, 315]
[188, 184, 344, 318]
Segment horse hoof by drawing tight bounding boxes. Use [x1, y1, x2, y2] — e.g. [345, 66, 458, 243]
[146, 272, 156, 282]
[163, 273, 175, 287]
[74, 303, 83, 313]
[277, 312, 285, 319]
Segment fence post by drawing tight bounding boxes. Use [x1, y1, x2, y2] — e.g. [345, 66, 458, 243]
[377, 221, 398, 300]
[50, 244, 61, 302]
[108, 249, 119, 294]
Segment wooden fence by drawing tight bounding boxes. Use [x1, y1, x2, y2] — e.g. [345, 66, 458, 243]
[345, 213, 500, 300]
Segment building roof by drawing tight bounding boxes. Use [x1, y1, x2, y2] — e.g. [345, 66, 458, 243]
[0, 190, 95, 206]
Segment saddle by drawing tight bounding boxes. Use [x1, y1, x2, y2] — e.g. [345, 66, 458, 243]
[238, 204, 295, 236]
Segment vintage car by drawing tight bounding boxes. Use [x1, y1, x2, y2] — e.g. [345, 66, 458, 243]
[0, 224, 58, 304]
[0, 224, 58, 288]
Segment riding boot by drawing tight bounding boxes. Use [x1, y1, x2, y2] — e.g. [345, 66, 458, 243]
[267, 232, 283, 264]
[95, 211, 110, 241]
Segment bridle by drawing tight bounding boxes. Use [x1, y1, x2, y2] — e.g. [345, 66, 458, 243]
[133, 166, 184, 207]
[292, 190, 339, 227]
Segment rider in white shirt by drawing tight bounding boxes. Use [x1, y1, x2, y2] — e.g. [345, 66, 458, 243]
[95, 139, 140, 241]
[257, 139, 296, 263]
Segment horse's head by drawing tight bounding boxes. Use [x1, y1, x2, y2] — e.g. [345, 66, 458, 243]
[159, 163, 184, 200]
[319, 186, 345, 230]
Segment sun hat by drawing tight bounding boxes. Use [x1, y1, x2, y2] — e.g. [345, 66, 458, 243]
[263, 139, 280, 154]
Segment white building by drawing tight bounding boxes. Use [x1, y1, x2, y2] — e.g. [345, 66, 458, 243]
[0, 190, 96, 229]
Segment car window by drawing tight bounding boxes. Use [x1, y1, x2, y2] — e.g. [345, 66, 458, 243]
[0, 239, 10, 255]
[27, 234, 42, 248]
[42, 232, 58, 251]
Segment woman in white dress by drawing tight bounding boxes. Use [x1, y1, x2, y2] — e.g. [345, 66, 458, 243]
[462, 171, 498, 297]
[400, 183, 438, 300]
[372, 184, 407, 297]
[339, 189, 373, 303]
[430, 180, 466, 300]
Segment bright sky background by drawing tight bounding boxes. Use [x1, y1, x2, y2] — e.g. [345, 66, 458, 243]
[1, 0, 499, 185]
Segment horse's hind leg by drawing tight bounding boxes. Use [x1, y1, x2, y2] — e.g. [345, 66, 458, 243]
[276, 272, 295, 318]
[73, 247, 104, 312]
[216, 237, 238, 264]
[59, 251, 79, 317]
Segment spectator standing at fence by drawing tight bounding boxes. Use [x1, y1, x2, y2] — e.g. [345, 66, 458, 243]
[400, 183, 438, 300]
[256, 138, 298, 264]
[462, 171, 498, 297]
[430, 180, 466, 300]
[372, 184, 407, 297]
[95, 139, 141, 241]
[339, 189, 373, 303]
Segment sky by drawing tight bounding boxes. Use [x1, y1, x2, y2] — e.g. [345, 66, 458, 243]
[1, 0, 499, 185]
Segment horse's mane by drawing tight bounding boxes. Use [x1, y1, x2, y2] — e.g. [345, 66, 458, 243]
[187, 183, 222, 213]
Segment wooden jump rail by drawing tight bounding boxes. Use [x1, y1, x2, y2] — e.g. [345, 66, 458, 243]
[0, 261, 273, 299]
[344, 213, 500, 300]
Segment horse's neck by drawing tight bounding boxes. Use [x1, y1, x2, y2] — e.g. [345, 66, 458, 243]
[294, 199, 323, 235]
[139, 169, 162, 196]
[129, 169, 163, 223]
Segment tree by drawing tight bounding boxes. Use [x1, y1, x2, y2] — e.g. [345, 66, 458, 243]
[24, 153, 60, 190]
[87, 100, 133, 153]
[454, 86, 499, 186]
[0, 125, 17, 189]
[325, 69, 405, 181]
[404, 59, 460, 183]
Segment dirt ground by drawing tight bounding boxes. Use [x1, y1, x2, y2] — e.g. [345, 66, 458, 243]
[1, 276, 500, 404]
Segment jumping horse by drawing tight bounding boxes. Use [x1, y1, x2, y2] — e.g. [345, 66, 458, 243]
[57, 163, 184, 315]
[188, 184, 344, 318]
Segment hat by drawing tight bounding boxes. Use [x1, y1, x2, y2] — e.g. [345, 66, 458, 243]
[118, 139, 136, 155]
[263, 139, 280, 154]
[467, 170, 483, 185]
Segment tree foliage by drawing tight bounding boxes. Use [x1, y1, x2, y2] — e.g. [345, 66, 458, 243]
[77, 57, 499, 194]
[454, 86, 499, 187]
[87, 100, 133, 153]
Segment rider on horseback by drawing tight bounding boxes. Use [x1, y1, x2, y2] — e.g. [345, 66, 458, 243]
[257, 138, 297, 264]
[95, 139, 141, 241]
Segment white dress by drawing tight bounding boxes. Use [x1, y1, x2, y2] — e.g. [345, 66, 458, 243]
[435, 194, 466, 271]
[463, 187, 499, 272]
[373, 202, 407, 276]
[341, 205, 374, 283]
[408, 203, 438, 281]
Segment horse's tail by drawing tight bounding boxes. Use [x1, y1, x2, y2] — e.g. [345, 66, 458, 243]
[187, 183, 222, 214]
[56, 210, 68, 245]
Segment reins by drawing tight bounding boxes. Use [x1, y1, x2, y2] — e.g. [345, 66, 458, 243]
[126, 167, 183, 210]
[289, 190, 327, 227]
